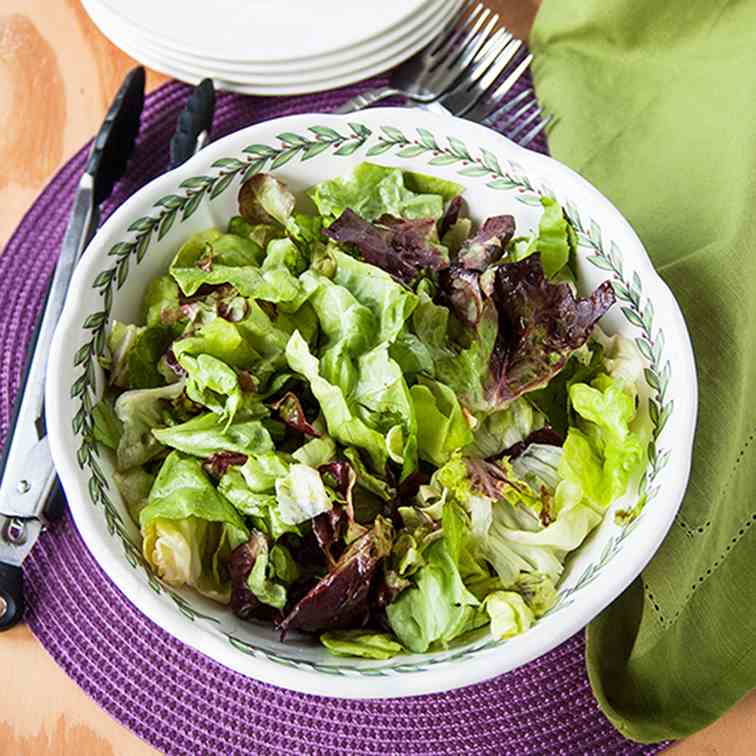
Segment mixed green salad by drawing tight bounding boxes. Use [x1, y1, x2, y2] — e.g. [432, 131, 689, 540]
[93, 162, 647, 659]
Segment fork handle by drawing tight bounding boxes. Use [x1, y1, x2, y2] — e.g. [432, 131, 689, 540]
[333, 87, 403, 114]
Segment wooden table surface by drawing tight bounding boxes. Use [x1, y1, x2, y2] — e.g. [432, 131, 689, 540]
[0, 2, 753, 754]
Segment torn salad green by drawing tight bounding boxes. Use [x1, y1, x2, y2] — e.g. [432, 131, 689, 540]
[94, 162, 645, 658]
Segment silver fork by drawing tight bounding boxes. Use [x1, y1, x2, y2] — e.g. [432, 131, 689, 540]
[482, 89, 553, 148]
[460, 53, 534, 122]
[335, 0, 498, 114]
[438, 32, 522, 118]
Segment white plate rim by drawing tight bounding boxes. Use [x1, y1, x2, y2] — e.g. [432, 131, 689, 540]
[83, 0, 458, 95]
[92, 0, 451, 86]
[86, 0, 451, 76]
[91, 0, 437, 65]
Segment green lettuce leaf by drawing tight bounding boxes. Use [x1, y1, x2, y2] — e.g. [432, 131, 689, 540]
[485, 493, 600, 588]
[218, 468, 276, 514]
[411, 378, 474, 466]
[386, 537, 480, 653]
[434, 302, 500, 414]
[560, 372, 644, 509]
[173, 317, 260, 369]
[484, 591, 534, 639]
[227, 215, 283, 249]
[511, 572, 558, 617]
[300, 270, 377, 359]
[285, 212, 323, 247]
[320, 629, 403, 660]
[388, 330, 434, 377]
[140, 452, 248, 540]
[529, 341, 604, 437]
[239, 298, 318, 360]
[108, 321, 173, 389]
[91, 398, 122, 450]
[512, 196, 576, 279]
[343, 447, 394, 501]
[245, 531, 288, 609]
[600, 333, 646, 401]
[140, 452, 249, 601]
[462, 456, 598, 590]
[238, 173, 295, 226]
[106, 321, 142, 388]
[307, 163, 446, 222]
[218, 462, 298, 540]
[152, 412, 274, 457]
[263, 236, 307, 275]
[113, 467, 154, 523]
[286, 330, 388, 470]
[169, 229, 302, 302]
[467, 397, 545, 459]
[143, 275, 181, 329]
[331, 249, 418, 345]
[270, 543, 299, 584]
[352, 342, 418, 478]
[429, 452, 595, 608]
[238, 451, 290, 491]
[274, 463, 332, 525]
[178, 353, 242, 425]
[442, 217, 473, 255]
[114, 381, 185, 471]
[292, 436, 337, 466]
[403, 170, 463, 203]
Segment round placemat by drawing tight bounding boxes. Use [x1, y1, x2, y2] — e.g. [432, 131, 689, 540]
[1, 75, 668, 755]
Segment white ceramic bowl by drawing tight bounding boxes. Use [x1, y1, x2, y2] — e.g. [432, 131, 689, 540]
[46, 108, 697, 698]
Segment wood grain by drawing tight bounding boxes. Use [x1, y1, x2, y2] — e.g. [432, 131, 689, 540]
[0, 1, 753, 754]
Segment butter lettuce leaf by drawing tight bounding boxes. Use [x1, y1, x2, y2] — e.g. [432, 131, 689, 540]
[560, 372, 645, 509]
[386, 536, 479, 653]
[275, 463, 333, 525]
[140, 452, 248, 540]
[238, 173, 295, 226]
[412, 377, 473, 466]
[484, 591, 534, 640]
[352, 343, 418, 478]
[114, 381, 184, 471]
[513, 196, 575, 279]
[307, 162, 447, 222]
[169, 229, 302, 302]
[286, 330, 388, 470]
[152, 412, 274, 458]
[331, 249, 417, 345]
[140, 452, 249, 602]
[320, 629, 403, 660]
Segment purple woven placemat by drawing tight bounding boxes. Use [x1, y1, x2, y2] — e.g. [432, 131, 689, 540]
[1, 75, 669, 756]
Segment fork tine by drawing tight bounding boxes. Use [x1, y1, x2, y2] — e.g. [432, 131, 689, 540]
[449, 28, 511, 91]
[517, 113, 553, 149]
[465, 53, 533, 122]
[440, 33, 515, 117]
[428, 0, 480, 57]
[430, 3, 489, 65]
[482, 87, 532, 123]
[472, 26, 512, 64]
[495, 98, 536, 131]
[477, 35, 520, 78]
[508, 106, 542, 141]
[451, 37, 522, 117]
[432, 12, 500, 92]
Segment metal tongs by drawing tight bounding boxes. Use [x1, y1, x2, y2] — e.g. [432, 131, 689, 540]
[0, 71, 216, 630]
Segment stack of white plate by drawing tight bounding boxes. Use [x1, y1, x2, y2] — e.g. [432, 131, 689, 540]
[82, 0, 462, 96]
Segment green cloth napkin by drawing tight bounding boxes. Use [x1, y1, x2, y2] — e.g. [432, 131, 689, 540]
[530, 0, 756, 742]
